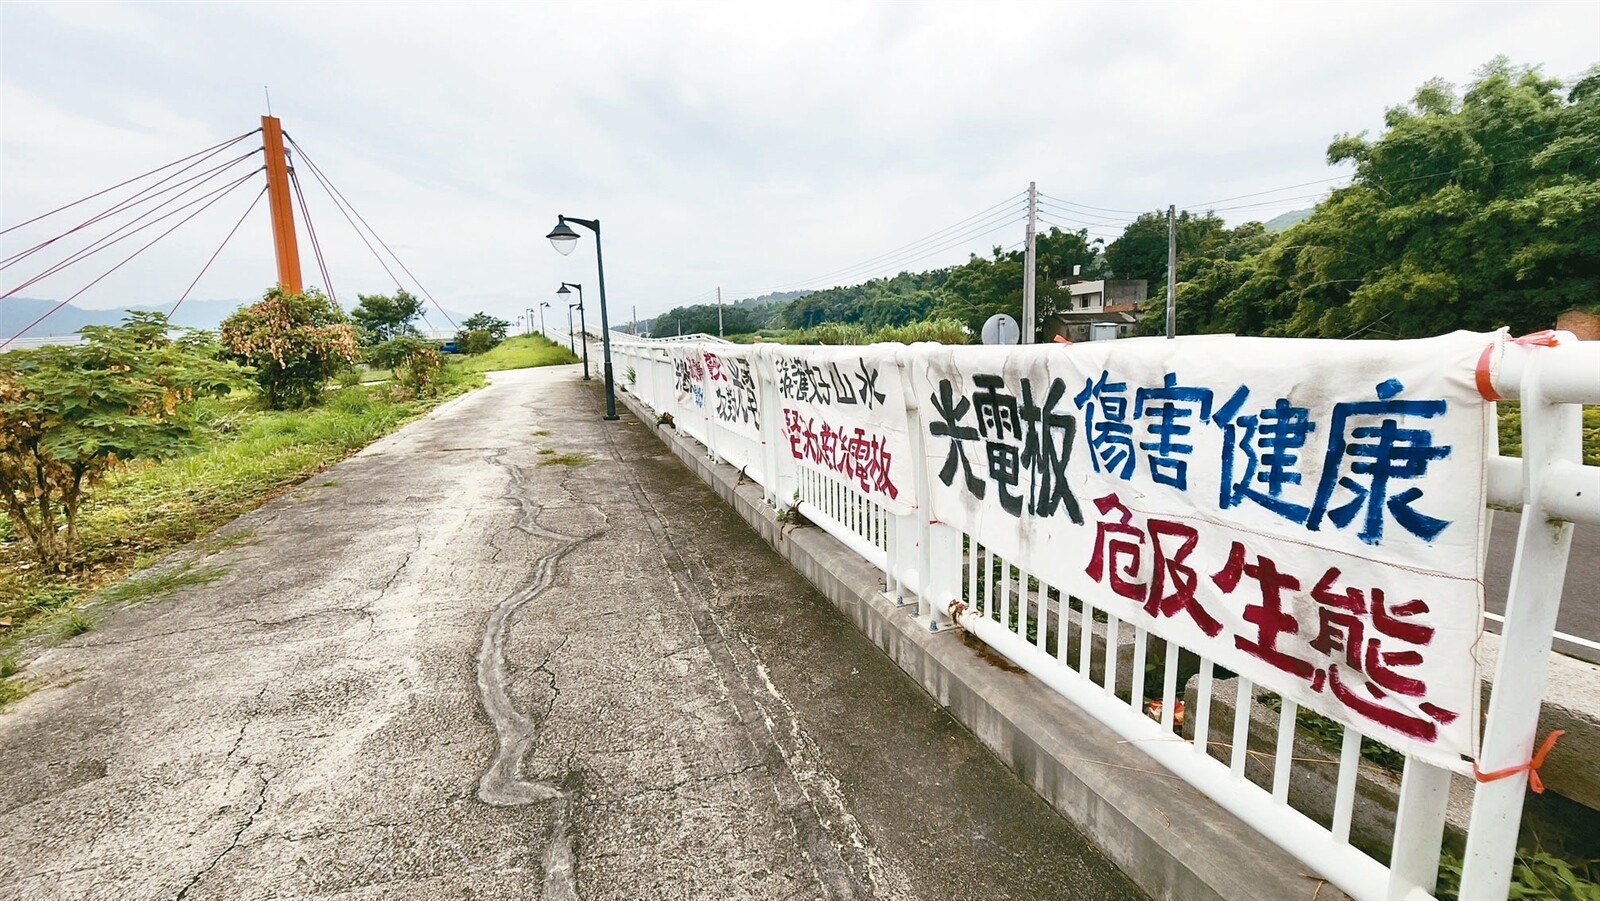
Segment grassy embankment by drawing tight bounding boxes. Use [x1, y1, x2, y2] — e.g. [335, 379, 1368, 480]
[461, 334, 580, 372]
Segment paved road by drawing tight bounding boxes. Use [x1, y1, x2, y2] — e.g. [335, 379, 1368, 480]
[1485, 510, 1598, 662]
[0, 366, 1141, 900]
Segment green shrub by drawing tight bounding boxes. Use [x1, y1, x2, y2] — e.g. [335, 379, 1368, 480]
[369, 337, 445, 397]
[219, 287, 359, 410]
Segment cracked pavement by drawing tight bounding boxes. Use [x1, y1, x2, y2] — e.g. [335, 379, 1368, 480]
[0, 365, 1142, 900]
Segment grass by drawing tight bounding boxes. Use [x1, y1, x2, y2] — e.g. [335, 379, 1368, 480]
[93, 563, 226, 606]
[537, 452, 596, 468]
[0, 374, 484, 709]
[461, 334, 580, 373]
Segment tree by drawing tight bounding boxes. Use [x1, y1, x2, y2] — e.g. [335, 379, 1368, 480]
[1143, 59, 1600, 340]
[220, 287, 360, 409]
[351, 290, 425, 345]
[1103, 211, 1229, 295]
[0, 313, 244, 567]
[655, 303, 772, 336]
[1267, 59, 1600, 338]
[456, 312, 510, 352]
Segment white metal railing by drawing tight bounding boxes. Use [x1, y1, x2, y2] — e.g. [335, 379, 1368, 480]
[606, 328, 1599, 901]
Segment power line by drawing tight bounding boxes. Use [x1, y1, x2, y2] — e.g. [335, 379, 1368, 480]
[1036, 216, 1121, 240]
[2, 169, 259, 350]
[1035, 202, 1138, 227]
[1180, 173, 1354, 210]
[738, 203, 1028, 296]
[285, 134, 457, 328]
[750, 191, 1027, 293]
[0, 129, 259, 237]
[1037, 193, 1148, 216]
[171, 185, 269, 318]
[737, 211, 1028, 298]
[1036, 211, 1135, 234]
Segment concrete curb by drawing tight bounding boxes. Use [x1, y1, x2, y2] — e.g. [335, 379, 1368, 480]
[619, 391, 1346, 901]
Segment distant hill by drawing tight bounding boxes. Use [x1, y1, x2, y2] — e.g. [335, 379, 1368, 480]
[2, 296, 470, 340]
[0, 297, 254, 338]
[1263, 209, 1313, 232]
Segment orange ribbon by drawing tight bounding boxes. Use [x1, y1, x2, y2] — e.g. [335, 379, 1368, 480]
[1475, 344, 1500, 401]
[1472, 730, 1565, 794]
[1474, 330, 1562, 402]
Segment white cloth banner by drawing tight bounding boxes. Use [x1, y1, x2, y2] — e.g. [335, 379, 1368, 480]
[669, 344, 710, 415]
[763, 344, 917, 515]
[701, 346, 762, 441]
[911, 332, 1492, 767]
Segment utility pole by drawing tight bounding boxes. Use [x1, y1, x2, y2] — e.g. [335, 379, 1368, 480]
[1166, 204, 1177, 339]
[717, 287, 724, 339]
[1022, 181, 1037, 344]
[261, 115, 302, 293]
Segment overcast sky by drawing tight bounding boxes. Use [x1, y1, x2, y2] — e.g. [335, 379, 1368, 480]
[2, 1, 1597, 329]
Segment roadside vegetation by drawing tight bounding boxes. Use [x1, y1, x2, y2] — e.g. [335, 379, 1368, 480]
[0, 286, 508, 710]
[1496, 401, 1600, 467]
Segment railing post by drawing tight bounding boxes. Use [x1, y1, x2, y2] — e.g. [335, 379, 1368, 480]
[1387, 757, 1454, 896]
[898, 349, 953, 630]
[755, 346, 795, 510]
[1459, 343, 1581, 897]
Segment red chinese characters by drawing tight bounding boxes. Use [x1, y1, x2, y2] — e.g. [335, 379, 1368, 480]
[1085, 492, 1458, 743]
[1085, 494, 1223, 637]
[783, 408, 899, 499]
[1213, 545, 1457, 741]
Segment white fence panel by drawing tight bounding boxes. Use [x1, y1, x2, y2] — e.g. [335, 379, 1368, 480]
[602, 327, 1599, 901]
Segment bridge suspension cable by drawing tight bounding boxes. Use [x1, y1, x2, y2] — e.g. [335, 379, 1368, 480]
[287, 153, 337, 308]
[2, 144, 263, 273]
[170, 185, 269, 318]
[2, 162, 266, 302]
[2, 168, 261, 350]
[285, 133, 457, 329]
[0, 129, 260, 239]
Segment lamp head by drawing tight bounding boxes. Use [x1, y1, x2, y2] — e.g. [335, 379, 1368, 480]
[547, 219, 580, 256]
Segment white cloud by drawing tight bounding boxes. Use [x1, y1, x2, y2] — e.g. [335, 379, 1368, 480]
[2, 0, 1596, 324]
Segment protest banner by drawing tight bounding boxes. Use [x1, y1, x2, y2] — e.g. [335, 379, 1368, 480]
[910, 333, 1491, 765]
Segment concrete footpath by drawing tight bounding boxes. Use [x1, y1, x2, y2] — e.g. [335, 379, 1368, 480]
[0, 364, 1143, 900]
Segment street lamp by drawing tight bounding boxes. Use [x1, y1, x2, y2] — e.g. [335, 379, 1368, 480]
[557, 283, 591, 380]
[539, 301, 549, 337]
[546, 214, 618, 421]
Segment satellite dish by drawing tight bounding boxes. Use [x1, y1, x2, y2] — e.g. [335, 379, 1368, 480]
[982, 313, 1021, 346]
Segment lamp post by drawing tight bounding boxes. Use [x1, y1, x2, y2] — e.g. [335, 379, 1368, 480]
[546, 215, 618, 421]
[558, 283, 590, 380]
[539, 302, 549, 337]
